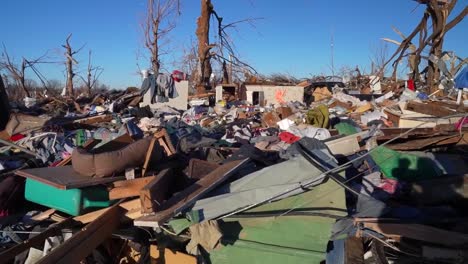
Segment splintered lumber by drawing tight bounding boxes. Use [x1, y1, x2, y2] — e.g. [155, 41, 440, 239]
[0, 219, 73, 263]
[72, 114, 113, 125]
[38, 203, 123, 264]
[15, 166, 124, 190]
[134, 159, 249, 228]
[359, 222, 468, 247]
[186, 159, 220, 180]
[109, 176, 157, 200]
[74, 199, 141, 224]
[406, 101, 455, 117]
[140, 169, 173, 214]
[142, 129, 176, 177]
[142, 135, 159, 177]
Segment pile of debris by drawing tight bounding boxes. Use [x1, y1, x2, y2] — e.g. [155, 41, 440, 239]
[0, 70, 467, 264]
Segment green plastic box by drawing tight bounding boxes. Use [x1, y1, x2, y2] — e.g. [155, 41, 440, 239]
[25, 178, 111, 216]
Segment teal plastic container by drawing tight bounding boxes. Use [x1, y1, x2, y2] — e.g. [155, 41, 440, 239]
[25, 178, 111, 216]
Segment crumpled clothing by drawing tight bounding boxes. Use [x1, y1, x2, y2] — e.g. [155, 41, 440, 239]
[140, 73, 178, 104]
[186, 220, 222, 255]
[279, 132, 300, 144]
[378, 178, 401, 195]
[0, 224, 28, 245]
[305, 104, 329, 128]
[281, 137, 338, 169]
[333, 92, 367, 107]
[455, 116, 468, 130]
[222, 124, 252, 144]
[287, 125, 331, 141]
[138, 117, 163, 132]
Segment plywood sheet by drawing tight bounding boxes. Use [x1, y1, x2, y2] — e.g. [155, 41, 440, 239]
[135, 159, 249, 227]
[16, 166, 124, 190]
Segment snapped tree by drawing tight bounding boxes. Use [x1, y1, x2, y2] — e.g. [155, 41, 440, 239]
[195, 0, 260, 93]
[383, 0, 467, 93]
[62, 34, 84, 97]
[79, 50, 104, 96]
[143, 0, 180, 75]
[0, 44, 49, 98]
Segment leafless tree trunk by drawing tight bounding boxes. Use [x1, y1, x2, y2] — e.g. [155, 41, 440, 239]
[79, 50, 103, 96]
[194, 0, 260, 93]
[195, 0, 214, 93]
[144, 0, 180, 74]
[62, 34, 82, 97]
[0, 44, 49, 98]
[383, 0, 467, 93]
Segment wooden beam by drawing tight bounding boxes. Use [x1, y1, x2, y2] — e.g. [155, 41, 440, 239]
[0, 219, 73, 263]
[72, 114, 113, 125]
[74, 199, 141, 225]
[135, 159, 249, 228]
[406, 101, 455, 117]
[108, 176, 156, 200]
[360, 222, 468, 247]
[186, 159, 220, 180]
[38, 203, 123, 264]
[141, 135, 158, 177]
[140, 169, 173, 214]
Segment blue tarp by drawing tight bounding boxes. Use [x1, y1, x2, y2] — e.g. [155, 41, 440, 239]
[454, 66, 468, 89]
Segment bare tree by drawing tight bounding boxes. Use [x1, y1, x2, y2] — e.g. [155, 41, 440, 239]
[0, 44, 49, 97]
[195, 0, 215, 93]
[143, 0, 180, 74]
[179, 39, 199, 84]
[195, 0, 260, 93]
[62, 34, 83, 97]
[79, 50, 103, 96]
[370, 41, 389, 78]
[383, 0, 467, 92]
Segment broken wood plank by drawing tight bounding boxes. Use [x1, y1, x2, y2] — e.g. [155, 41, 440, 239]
[360, 222, 468, 247]
[186, 159, 220, 180]
[134, 159, 249, 228]
[0, 219, 73, 263]
[31, 209, 57, 222]
[142, 135, 158, 177]
[157, 129, 176, 155]
[72, 114, 113, 125]
[108, 176, 157, 200]
[140, 169, 173, 214]
[74, 199, 140, 224]
[387, 134, 461, 150]
[15, 166, 124, 190]
[38, 203, 123, 264]
[406, 101, 455, 117]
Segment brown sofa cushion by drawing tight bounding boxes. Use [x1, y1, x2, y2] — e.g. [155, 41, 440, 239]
[72, 137, 153, 178]
[71, 148, 96, 177]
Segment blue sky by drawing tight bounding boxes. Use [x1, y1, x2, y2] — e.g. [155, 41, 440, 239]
[1, 0, 467, 89]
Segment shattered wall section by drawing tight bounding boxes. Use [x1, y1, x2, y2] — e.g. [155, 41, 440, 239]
[244, 85, 304, 106]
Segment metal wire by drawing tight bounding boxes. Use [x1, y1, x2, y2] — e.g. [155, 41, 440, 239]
[219, 113, 466, 220]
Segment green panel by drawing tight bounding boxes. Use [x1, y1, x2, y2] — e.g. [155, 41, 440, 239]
[334, 122, 445, 181]
[209, 178, 347, 264]
[370, 146, 443, 181]
[25, 178, 111, 216]
[335, 122, 358, 136]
